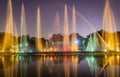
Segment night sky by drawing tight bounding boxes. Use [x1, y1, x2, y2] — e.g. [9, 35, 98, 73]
[0, 0, 120, 38]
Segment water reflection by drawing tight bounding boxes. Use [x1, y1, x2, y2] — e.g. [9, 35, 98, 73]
[0, 55, 120, 77]
[98, 54, 120, 77]
[86, 56, 99, 76]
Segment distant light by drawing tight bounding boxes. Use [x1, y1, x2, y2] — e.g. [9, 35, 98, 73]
[19, 50, 24, 53]
[57, 48, 60, 51]
[91, 48, 94, 52]
[25, 43, 28, 46]
[19, 44, 22, 47]
[104, 49, 107, 52]
[116, 48, 119, 52]
[27, 49, 32, 53]
[75, 40, 79, 44]
[117, 55, 120, 59]
[12, 46, 15, 48]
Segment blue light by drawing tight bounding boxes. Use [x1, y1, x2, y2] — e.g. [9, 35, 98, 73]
[57, 48, 60, 51]
[75, 40, 79, 44]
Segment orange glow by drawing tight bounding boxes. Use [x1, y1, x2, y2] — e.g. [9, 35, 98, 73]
[102, 0, 119, 51]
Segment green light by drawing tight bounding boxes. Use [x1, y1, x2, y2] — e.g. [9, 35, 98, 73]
[91, 56, 94, 62]
[26, 49, 32, 53]
[82, 40, 85, 44]
[91, 48, 94, 52]
[25, 43, 28, 46]
[18, 50, 24, 53]
[86, 56, 98, 75]
[18, 56, 24, 61]
[19, 44, 22, 47]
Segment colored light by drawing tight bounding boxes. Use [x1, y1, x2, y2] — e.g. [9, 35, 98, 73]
[25, 43, 28, 46]
[19, 44, 22, 47]
[75, 40, 79, 44]
[27, 49, 32, 53]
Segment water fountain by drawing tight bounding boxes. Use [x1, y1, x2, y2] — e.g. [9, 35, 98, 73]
[1, 0, 120, 53]
[54, 11, 60, 34]
[2, 0, 18, 53]
[1, 0, 120, 77]
[71, 5, 78, 51]
[19, 3, 28, 53]
[102, 0, 119, 51]
[13, 22, 19, 53]
[54, 12, 61, 51]
[63, 4, 69, 51]
[86, 33, 101, 52]
[36, 6, 43, 52]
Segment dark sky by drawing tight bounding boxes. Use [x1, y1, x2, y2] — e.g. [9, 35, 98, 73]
[0, 0, 120, 38]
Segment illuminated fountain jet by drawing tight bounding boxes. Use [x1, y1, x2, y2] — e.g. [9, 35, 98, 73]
[36, 6, 43, 52]
[54, 12, 61, 51]
[2, 0, 18, 53]
[71, 5, 79, 51]
[13, 22, 19, 53]
[86, 33, 100, 52]
[102, 0, 119, 51]
[63, 4, 69, 51]
[19, 3, 29, 53]
[54, 12, 60, 34]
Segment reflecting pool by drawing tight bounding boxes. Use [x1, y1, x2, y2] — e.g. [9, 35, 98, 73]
[0, 54, 120, 77]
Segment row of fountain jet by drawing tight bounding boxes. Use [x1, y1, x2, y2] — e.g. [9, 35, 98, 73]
[1, 0, 119, 53]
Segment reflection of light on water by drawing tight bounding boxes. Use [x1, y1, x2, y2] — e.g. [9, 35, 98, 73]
[105, 55, 120, 77]
[96, 55, 120, 77]
[1, 54, 120, 77]
[72, 56, 78, 64]
[72, 56, 78, 77]
[2, 55, 18, 77]
[64, 59, 70, 77]
[86, 56, 98, 76]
